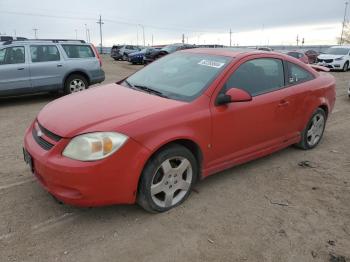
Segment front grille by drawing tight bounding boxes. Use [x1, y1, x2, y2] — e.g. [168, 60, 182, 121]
[318, 58, 334, 63]
[38, 122, 62, 142]
[32, 128, 54, 150]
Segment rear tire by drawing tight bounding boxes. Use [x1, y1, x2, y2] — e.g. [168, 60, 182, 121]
[64, 74, 88, 95]
[295, 108, 326, 150]
[137, 144, 198, 213]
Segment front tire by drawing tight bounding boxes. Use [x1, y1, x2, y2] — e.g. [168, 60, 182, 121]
[296, 108, 326, 150]
[343, 61, 349, 72]
[137, 144, 198, 213]
[64, 74, 88, 95]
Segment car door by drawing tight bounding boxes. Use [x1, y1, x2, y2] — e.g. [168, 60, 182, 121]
[29, 44, 64, 91]
[0, 45, 31, 95]
[209, 56, 294, 167]
[283, 61, 317, 132]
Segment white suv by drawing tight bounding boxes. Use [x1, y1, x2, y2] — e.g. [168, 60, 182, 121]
[317, 45, 350, 72]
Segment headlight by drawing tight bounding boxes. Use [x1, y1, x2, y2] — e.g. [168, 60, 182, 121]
[62, 132, 128, 161]
[335, 56, 344, 61]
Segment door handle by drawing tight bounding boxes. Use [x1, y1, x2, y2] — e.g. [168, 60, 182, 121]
[278, 100, 290, 107]
[17, 67, 25, 70]
[57, 64, 63, 67]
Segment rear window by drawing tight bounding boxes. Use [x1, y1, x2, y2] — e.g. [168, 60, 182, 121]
[62, 45, 95, 58]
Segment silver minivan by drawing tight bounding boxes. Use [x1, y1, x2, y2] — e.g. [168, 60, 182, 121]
[0, 39, 105, 97]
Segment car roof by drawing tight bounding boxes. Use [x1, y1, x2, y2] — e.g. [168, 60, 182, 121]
[182, 48, 268, 58]
[0, 39, 87, 46]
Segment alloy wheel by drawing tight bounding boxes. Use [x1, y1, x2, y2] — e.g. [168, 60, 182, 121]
[150, 156, 193, 208]
[69, 79, 86, 93]
[306, 113, 325, 147]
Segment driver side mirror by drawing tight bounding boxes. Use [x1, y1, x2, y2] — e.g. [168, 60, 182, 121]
[216, 88, 252, 106]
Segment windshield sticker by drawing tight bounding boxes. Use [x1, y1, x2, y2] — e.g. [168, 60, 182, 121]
[198, 60, 225, 68]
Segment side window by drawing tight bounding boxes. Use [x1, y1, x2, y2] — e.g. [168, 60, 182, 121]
[0, 46, 25, 65]
[225, 58, 285, 96]
[30, 45, 60, 62]
[62, 45, 95, 58]
[287, 62, 314, 84]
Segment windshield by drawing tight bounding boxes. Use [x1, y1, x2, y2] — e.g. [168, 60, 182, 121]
[125, 53, 232, 101]
[324, 48, 350, 55]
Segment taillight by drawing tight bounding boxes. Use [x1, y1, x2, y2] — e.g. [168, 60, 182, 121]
[91, 44, 102, 67]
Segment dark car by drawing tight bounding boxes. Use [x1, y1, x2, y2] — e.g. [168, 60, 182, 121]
[128, 48, 159, 64]
[110, 45, 122, 60]
[111, 45, 141, 61]
[304, 50, 319, 64]
[286, 51, 309, 64]
[143, 43, 195, 64]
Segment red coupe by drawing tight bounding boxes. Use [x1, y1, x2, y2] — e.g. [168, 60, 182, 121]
[23, 49, 336, 212]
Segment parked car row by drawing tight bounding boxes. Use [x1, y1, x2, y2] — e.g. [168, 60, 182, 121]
[110, 43, 196, 65]
[274, 46, 350, 72]
[0, 39, 105, 97]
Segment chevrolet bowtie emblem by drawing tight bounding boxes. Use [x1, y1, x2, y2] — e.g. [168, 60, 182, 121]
[37, 129, 43, 137]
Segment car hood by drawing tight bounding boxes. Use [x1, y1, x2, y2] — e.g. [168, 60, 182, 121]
[37, 84, 185, 138]
[318, 54, 344, 60]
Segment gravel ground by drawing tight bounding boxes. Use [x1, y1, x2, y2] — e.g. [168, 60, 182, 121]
[0, 55, 349, 262]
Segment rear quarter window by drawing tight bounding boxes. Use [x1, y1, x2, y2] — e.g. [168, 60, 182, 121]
[62, 45, 95, 58]
[287, 62, 315, 85]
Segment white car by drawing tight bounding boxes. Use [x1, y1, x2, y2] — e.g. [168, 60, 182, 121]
[317, 45, 350, 72]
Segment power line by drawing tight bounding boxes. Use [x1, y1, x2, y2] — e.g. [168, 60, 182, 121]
[0, 10, 226, 34]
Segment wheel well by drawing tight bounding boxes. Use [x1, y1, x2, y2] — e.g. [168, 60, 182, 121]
[141, 139, 203, 179]
[63, 71, 90, 88]
[319, 104, 329, 118]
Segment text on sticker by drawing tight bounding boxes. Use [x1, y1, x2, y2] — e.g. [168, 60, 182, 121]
[198, 60, 225, 68]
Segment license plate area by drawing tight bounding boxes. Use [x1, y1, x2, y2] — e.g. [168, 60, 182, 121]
[23, 148, 34, 174]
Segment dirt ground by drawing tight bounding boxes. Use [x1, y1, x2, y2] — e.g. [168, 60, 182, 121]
[0, 55, 349, 262]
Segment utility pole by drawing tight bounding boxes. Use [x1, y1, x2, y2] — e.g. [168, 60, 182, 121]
[229, 28, 232, 47]
[136, 26, 139, 46]
[296, 34, 299, 46]
[96, 15, 104, 54]
[87, 29, 91, 43]
[182, 33, 185, 44]
[340, 1, 349, 45]
[33, 28, 38, 39]
[139, 24, 145, 47]
[302, 38, 305, 46]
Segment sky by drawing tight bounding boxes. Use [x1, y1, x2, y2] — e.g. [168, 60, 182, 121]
[0, 0, 348, 47]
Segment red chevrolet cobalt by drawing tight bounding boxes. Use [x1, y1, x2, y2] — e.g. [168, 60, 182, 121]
[23, 49, 336, 212]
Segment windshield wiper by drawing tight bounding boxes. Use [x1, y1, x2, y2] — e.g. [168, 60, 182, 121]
[133, 84, 169, 98]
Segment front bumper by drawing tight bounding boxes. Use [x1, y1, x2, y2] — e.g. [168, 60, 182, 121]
[23, 122, 150, 207]
[317, 61, 344, 70]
